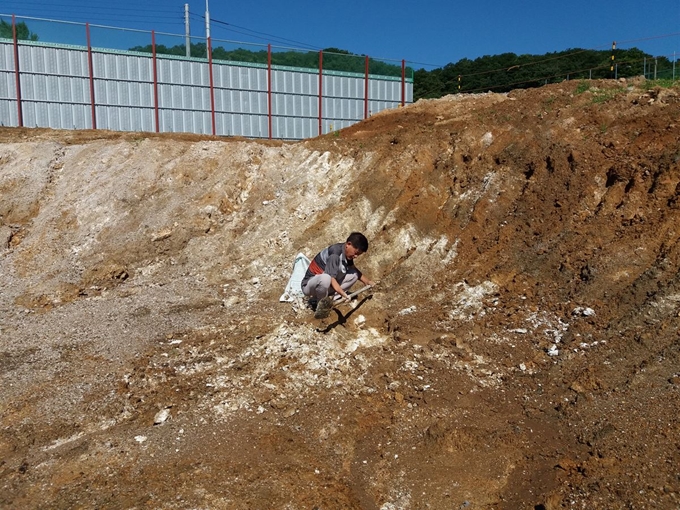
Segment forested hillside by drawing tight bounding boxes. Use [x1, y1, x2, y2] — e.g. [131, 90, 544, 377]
[129, 42, 406, 77]
[130, 40, 672, 100]
[414, 47, 675, 98]
[3, 18, 675, 100]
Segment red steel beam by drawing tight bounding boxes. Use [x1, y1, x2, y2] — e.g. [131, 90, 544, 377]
[152, 30, 160, 133]
[268, 44, 272, 139]
[11, 15, 23, 127]
[364, 55, 369, 119]
[86, 23, 97, 129]
[401, 59, 406, 107]
[318, 50, 323, 136]
[207, 37, 216, 136]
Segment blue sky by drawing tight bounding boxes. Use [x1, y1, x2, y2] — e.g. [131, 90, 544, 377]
[1, 0, 679, 70]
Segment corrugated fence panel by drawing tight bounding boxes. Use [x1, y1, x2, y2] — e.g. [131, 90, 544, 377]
[368, 79, 402, 117]
[0, 41, 18, 127]
[1, 41, 413, 138]
[93, 51, 155, 132]
[157, 57, 211, 135]
[322, 74, 365, 133]
[18, 44, 92, 129]
[213, 63, 268, 138]
[270, 68, 318, 140]
[405, 81, 414, 108]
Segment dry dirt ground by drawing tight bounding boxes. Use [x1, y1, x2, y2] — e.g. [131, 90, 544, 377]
[1, 79, 679, 509]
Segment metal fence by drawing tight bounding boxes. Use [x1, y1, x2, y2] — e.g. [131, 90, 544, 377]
[0, 15, 414, 140]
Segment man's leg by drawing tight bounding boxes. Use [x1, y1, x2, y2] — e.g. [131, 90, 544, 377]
[303, 274, 332, 300]
[303, 274, 334, 318]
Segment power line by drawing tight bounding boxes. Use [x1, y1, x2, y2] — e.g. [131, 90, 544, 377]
[2, 2, 183, 28]
[4, 6, 677, 75]
[414, 49, 678, 99]
[414, 31, 680, 88]
[189, 11, 321, 51]
[616, 31, 680, 46]
[459, 53, 676, 95]
[2, 1, 179, 15]
[405, 32, 680, 72]
[5, 14, 184, 29]
[215, 20, 319, 50]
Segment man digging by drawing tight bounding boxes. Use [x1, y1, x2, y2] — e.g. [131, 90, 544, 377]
[301, 232, 376, 319]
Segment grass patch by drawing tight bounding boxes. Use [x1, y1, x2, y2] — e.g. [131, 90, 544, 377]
[592, 87, 625, 104]
[575, 80, 590, 95]
[640, 78, 679, 90]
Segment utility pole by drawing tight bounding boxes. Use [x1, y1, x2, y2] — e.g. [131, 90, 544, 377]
[654, 58, 657, 80]
[205, 0, 210, 40]
[185, 3, 190, 57]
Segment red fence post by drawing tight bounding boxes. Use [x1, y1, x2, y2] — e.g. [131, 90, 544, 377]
[401, 59, 406, 107]
[364, 55, 369, 119]
[268, 44, 272, 140]
[207, 37, 216, 136]
[318, 50, 323, 136]
[86, 23, 97, 129]
[11, 15, 23, 127]
[152, 30, 160, 133]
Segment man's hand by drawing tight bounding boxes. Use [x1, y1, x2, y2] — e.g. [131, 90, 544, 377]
[359, 275, 376, 287]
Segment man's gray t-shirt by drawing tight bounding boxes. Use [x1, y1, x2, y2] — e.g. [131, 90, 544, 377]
[301, 243, 359, 289]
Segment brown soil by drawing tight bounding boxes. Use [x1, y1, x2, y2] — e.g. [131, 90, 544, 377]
[1, 78, 679, 509]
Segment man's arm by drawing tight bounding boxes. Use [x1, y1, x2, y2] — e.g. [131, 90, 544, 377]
[330, 277, 349, 299]
[359, 273, 375, 286]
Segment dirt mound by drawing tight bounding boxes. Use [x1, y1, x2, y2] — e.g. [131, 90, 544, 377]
[1, 79, 679, 509]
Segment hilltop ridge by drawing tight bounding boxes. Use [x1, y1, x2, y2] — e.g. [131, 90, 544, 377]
[1, 79, 679, 508]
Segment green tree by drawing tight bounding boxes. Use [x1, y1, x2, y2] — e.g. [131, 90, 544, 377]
[413, 47, 672, 99]
[0, 20, 39, 41]
[129, 42, 404, 76]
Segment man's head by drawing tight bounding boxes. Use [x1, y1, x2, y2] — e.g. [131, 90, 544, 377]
[344, 232, 368, 260]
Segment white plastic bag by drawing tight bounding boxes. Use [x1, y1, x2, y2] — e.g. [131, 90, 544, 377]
[279, 252, 310, 302]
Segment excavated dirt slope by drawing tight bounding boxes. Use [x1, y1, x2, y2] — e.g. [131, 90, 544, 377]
[1, 79, 679, 509]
